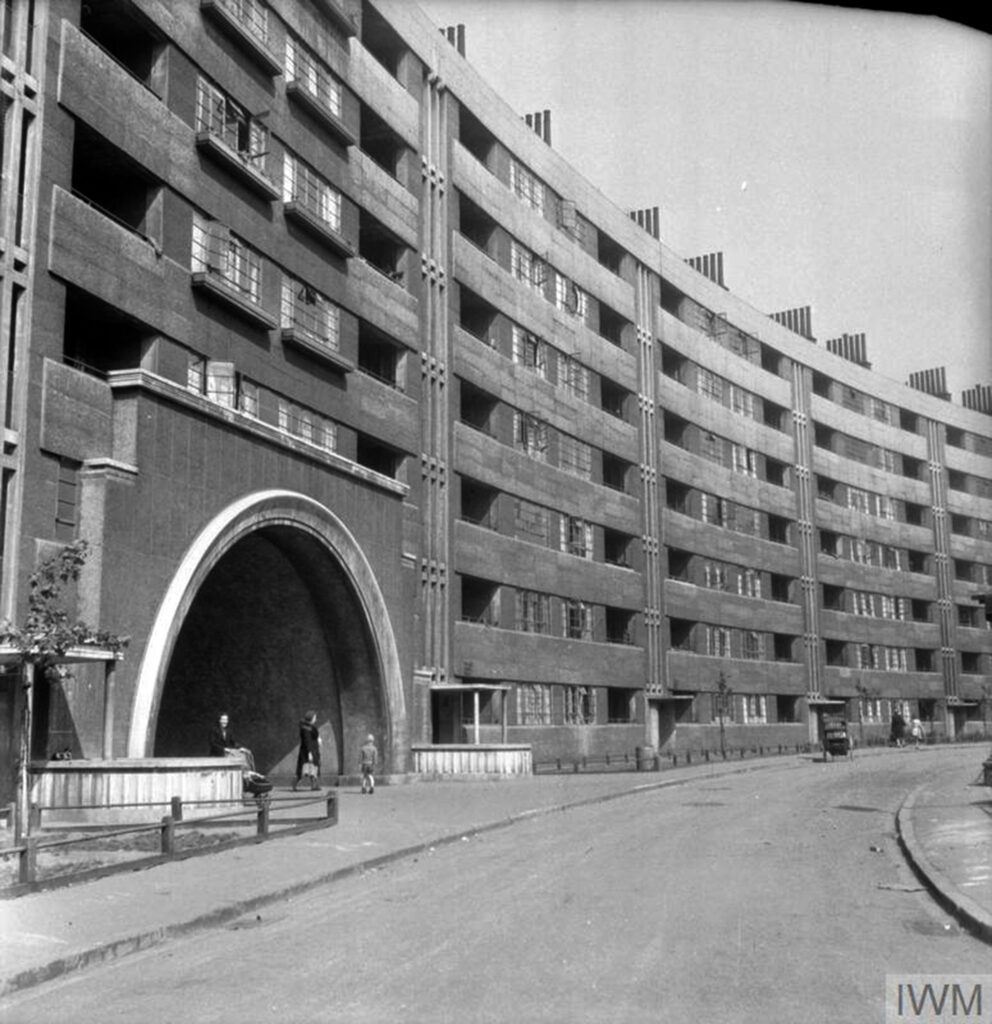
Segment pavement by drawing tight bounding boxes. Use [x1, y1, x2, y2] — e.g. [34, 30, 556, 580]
[0, 747, 990, 1000]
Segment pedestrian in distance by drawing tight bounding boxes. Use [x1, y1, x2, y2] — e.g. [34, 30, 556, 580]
[889, 709, 906, 748]
[910, 716, 924, 750]
[360, 733, 378, 794]
[294, 710, 321, 791]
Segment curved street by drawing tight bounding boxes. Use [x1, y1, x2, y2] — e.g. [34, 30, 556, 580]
[2, 749, 989, 1024]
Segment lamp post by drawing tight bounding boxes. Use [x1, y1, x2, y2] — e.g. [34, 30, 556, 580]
[854, 679, 874, 750]
[715, 672, 733, 760]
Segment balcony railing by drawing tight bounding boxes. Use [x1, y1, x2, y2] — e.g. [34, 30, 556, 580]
[201, 0, 282, 75]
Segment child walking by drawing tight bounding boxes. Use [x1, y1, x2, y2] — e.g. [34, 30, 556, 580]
[360, 733, 378, 794]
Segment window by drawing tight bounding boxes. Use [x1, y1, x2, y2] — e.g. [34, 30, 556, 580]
[847, 487, 871, 514]
[559, 354, 590, 401]
[697, 367, 723, 402]
[510, 241, 545, 293]
[283, 152, 342, 232]
[558, 433, 593, 480]
[564, 685, 596, 725]
[517, 683, 551, 725]
[703, 563, 727, 590]
[317, 417, 337, 452]
[700, 432, 723, 464]
[214, 0, 270, 45]
[196, 77, 269, 172]
[55, 458, 79, 541]
[608, 688, 635, 723]
[874, 494, 896, 521]
[509, 159, 544, 214]
[187, 353, 206, 395]
[560, 515, 593, 558]
[239, 379, 258, 417]
[728, 384, 754, 418]
[870, 398, 891, 424]
[516, 589, 550, 634]
[514, 412, 548, 461]
[739, 569, 761, 599]
[741, 695, 767, 723]
[861, 698, 883, 723]
[563, 600, 592, 641]
[285, 35, 342, 118]
[192, 214, 261, 302]
[701, 494, 728, 527]
[554, 273, 588, 319]
[742, 632, 765, 661]
[731, 444, 757, 477]
[205, 361, 236, 408]
[706, 626, 732, 658]
[514, 498, 549, 545]
[853, 591, 875, 616]
[281, 276, 341, 352]
[511, 325, 547, 378]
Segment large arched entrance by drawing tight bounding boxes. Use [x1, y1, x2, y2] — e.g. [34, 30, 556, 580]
[128, 491, 406, 776]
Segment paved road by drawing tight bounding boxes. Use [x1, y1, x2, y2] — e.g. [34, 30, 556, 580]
[2, 753, 988, 1024]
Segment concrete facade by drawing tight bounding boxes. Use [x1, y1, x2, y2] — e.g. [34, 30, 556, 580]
[0, 0, 989, 797]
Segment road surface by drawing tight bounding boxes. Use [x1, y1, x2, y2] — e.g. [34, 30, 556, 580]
[1, 752, 988, 1023]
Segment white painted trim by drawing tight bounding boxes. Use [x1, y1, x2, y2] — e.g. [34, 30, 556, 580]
[127, 490, 406, 759]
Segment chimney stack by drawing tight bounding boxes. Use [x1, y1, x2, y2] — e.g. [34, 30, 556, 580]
[907, 366, 950, 401]
[771, 305, 815, 341]
[629, 206, 660, 240]
[825, 332, 870, 369]
[440, 24, 466, 56]
[524, 110, 552, 144]
[685, 252, 726, 288]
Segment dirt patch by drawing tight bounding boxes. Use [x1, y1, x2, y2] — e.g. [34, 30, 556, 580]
[0, 827, 246, 890]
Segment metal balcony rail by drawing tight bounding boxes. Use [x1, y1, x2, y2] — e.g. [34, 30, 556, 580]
[78, 26, 161, 97]
[286, 41, 342, 119]
[191, 231, 261, 302]
[70, 188, 160, 251]
[210, 0, 270, 47]
[357, 364, 402, 391]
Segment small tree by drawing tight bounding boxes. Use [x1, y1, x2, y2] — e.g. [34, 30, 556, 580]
[0, 539, 128, 663]
[1, 540, 128, 837]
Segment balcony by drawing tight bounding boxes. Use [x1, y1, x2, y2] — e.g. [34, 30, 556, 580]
[283, 199, 355, 257]
[192, 269, 277, 329]
[201, 0, 282, 75]
[315, 0, 358, 38]
[287, 80, 356, 146]
[195, 130, 279, 200]
[281, 325, 354, 374]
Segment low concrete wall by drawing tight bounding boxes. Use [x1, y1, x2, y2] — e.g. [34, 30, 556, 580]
[412, 745, 532, 776]
[29, 758, 245, 825]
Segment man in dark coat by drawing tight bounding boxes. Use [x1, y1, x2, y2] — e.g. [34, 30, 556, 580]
[208, 713, 255, 771]
[208, 713, 238, 756]
[294, 711, 321, 791]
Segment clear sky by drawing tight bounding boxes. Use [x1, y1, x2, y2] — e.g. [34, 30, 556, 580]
[418, 0, 991, 404]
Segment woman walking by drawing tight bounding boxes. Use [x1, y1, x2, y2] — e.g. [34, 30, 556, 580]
[294, 710, 321, 790]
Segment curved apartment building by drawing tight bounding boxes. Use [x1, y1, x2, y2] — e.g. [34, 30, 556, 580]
[0, 0, 988, 796]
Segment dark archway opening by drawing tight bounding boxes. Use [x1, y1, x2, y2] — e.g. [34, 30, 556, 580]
[154, 526, 383, 776]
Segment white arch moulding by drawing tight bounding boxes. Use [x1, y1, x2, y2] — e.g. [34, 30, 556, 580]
[127, 489, 407, 764]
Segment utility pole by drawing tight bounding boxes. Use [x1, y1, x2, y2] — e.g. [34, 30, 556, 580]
[715, 672, 732, 759]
